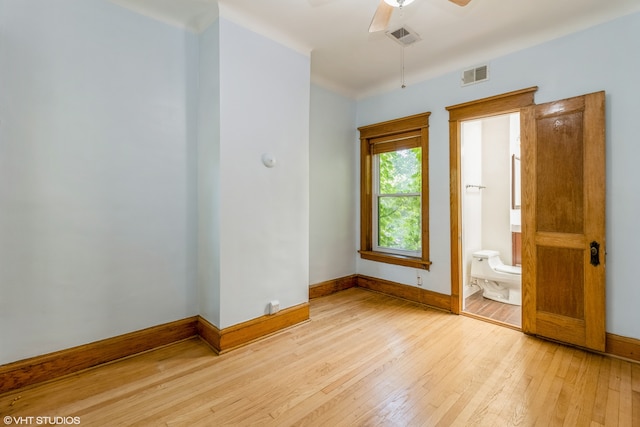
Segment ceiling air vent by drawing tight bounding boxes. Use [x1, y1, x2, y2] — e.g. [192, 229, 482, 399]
[461, 64, 489, 86]
[386, 26, 421, 47]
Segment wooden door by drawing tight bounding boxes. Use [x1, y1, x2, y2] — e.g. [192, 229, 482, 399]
[521, 91, 606, 351]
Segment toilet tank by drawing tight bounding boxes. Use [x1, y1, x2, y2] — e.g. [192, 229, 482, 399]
[471, 249, 503, 272]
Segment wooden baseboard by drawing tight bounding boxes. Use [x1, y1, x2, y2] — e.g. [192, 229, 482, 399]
[606, 333, 640, 362]
[196, 316, 221, 354]
[309, 275, 358, 299]
[3, 281, 637, 396]
[356, 274, 451, 311]
[0, 317, 199, 395]
[309, 274, 450, 312]
[198, 303, 310, 353]
[0, 304, 311, 395]
[352, 274, 640, 363]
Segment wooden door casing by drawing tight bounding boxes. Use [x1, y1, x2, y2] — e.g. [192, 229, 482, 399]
[447, 87, 538, 314]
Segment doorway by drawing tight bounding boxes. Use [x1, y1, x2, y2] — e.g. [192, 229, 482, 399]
[446, 87, 537, 320]
[460, 113, 521, 328]
[447, 88, 607, 352]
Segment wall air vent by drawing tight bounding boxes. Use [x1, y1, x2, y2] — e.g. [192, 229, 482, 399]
[386, 26, 421, 47]
[461, 64, 489, 86]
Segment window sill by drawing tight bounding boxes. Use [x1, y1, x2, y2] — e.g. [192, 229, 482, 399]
[359, 250, 431, 270]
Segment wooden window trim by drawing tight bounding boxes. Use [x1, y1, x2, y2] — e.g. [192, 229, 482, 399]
[358, 112, 431, 270]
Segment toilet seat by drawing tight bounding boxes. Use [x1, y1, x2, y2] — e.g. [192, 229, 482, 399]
[495, 264, 521, 275]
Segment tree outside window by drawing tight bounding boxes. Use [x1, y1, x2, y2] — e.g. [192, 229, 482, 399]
[375, 147, 422, 255]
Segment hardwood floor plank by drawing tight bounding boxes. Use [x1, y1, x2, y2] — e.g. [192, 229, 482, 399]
[560, 354, 590, 425]
[494, 336, 542, 425]
[592, 356, 612, 425]
[579, 353, 608, 425]
[632, 363, 640, 426]
[457, 333, 533, 425]
[605, 358, 623, 426]
[1, 288, 636, 426]
[619, 361, 634, 427]
[464, 291, 521, 328]
[433, 328, 524, 425]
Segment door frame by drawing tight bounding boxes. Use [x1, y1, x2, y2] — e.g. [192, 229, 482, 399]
[447, 87, 538, 315]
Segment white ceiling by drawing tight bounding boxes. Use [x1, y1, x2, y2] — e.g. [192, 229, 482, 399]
[110, 0, 640, 98]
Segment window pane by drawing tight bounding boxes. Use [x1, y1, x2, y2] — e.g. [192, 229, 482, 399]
[379, 148, 421, 194]
[378, 195, 421, 251]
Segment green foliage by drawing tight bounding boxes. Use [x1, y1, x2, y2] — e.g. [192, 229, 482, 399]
[377, 148, 422, 252]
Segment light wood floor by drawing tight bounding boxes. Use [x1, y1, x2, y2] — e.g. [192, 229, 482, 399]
[2, 288, 638, 426]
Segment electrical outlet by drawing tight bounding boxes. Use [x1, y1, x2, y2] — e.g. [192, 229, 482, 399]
[417, 270, 423, 287]
[269, 300, 280, 315]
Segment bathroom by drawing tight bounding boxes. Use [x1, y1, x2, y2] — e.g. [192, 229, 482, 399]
[461, 112, 521, 327]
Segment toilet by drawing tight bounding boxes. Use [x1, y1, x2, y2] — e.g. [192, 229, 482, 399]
[470, 250, 522, 306]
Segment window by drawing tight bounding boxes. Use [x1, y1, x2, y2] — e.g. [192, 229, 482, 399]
[358, 112, 431, 269]
[374, 143, 421, 256]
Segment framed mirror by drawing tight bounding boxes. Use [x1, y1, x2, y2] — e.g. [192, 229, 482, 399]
[512, 154, 521, 209]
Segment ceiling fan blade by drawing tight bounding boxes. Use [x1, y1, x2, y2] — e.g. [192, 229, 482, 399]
[369, 0, 394, 33]
[449, 0, 472, 5]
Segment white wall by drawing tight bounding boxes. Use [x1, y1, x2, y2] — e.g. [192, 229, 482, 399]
[481, 115, 512, 265]
[355, 12, 640, 339]
[309, 85, 357, 285]
[0, 0, 199, 364]
[197, 20, 221, 326]
[215, 18, 310, 329]
[461, 120, 482, 287]
[3, 1, 639, 366]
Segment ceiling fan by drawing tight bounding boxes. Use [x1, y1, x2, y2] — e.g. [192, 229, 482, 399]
[369, 0, 472, 32]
